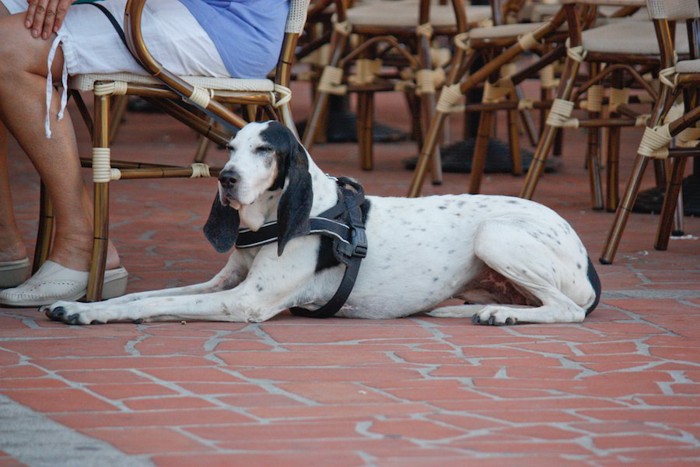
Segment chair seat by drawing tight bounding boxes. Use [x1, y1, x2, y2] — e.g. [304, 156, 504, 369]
[468, 21, 549, 40]
[582, 20, 690, 55]
[518, 3, 562, 22]
[346, 2, 490, 30]
[69, 73, 275, 93]
[675, 59, 700, 73]
[520, 3, 648, 22]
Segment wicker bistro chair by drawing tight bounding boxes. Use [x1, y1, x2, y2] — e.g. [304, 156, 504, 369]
[300, 0, 486, 184]
[33, 0, 310, 301]
[408, 0, 660, 199]
[515, 0, 694, 213]
[407, 1, 575, 197]
[600, 0, 700, 264]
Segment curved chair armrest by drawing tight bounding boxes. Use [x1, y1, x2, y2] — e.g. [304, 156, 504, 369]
[123, 0, 247, 129]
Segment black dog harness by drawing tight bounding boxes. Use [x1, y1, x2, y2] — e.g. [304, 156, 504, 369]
[235, 177, 368, 318]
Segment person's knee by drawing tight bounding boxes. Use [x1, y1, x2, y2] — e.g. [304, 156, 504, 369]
[0, 14, 49, 79]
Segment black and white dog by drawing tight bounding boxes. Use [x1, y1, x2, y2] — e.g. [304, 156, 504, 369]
[44, 121, 601, 325]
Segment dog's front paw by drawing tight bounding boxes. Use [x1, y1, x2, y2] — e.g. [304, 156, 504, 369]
[472, 306, 518, 326]
[43, 302, 95, 325]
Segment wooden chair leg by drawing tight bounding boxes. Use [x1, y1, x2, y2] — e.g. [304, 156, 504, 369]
[586, 123, 604, 211]
[606, 124, 621, 211]
[193, 134, 212, 164]
[301, 26, 349, 150]
[507, 91, 522, 176]
[520, 124, 560, 199]
[654, 157, 687, 251]
[600, 153, 650, 264]
[605, 71, 625, 212]
[357, 91, 374, 171]
[469, 108, 494, 194]
[88, 181, 110, 302]
[415, 30, 442, 186]
[32, 182, 53, 274]
[553, 122, 564, 157]
[404, 89, 422, 142]
[419, 93, 442, 185]
[302, 88, 331, 149]
[193, 117, 215, 163]
[86, 93, 111, 302]
[516, 86, 538, 148]
[672, 184, 685, 236]
[587, 127, 605, 211]
[108, 95, 129, 145]
[585, 64, 604, 210]
[520, 53, 582, 200]
[652, 158, 667, 188]
[408, 111, 449, 197]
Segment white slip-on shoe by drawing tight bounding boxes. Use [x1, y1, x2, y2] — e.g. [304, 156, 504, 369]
[0, 257, 31, 289]
[0, 260, 128, 307]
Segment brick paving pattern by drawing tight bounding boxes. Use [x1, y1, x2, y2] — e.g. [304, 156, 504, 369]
[2, 84, 700, 465]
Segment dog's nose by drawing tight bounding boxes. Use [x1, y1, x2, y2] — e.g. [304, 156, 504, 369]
[219, 170, 239, 189]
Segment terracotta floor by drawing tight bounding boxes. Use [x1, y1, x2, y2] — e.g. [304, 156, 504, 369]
[2, 82, 700, 466]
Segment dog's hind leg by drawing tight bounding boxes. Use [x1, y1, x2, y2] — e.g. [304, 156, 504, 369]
[462, 219, 591, 325]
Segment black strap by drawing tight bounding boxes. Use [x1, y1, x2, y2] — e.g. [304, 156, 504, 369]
[83, 2, 130, 50]
[290, 254, 363, 319]
[290, 179, 367, 318]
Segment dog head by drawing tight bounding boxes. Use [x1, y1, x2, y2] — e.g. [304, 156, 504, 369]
[203, 121, 313, 255]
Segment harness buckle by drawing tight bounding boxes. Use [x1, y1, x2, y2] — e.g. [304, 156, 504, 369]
[351, 227, 368, 258]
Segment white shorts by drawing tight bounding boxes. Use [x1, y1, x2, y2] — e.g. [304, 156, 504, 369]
[1, 0, 229, 137]
[1, 0, 228, 77]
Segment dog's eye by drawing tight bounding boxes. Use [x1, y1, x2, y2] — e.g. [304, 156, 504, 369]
[256, 145, 273, 154]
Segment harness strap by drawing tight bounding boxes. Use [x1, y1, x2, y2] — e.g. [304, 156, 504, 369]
[236, 177, 368, 318]
[236, 217, 351, 249]
[290, 251, 362, 318]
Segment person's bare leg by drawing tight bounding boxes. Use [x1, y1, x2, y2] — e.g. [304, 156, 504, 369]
[0, 13, 120, 272]
[0, 5, 28, 264]
[0, 122, 28, 263]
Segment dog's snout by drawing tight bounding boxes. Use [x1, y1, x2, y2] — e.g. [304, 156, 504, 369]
[219, 170, 239, 188]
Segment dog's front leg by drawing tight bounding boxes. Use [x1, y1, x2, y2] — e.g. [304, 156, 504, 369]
[45, 279, 287, 325]
[83, 251, 250, 306]
[45, 245, 315, 325]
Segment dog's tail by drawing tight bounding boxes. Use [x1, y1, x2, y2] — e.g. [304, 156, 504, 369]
[585, 256, 602, 315]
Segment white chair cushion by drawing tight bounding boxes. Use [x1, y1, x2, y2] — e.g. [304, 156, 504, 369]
[69, 73, 275, 93]
[468, 22, 548, 40]
[675, 58, 700, 73]
[582, 20, 689, 55]
[347, 2, 489, 29]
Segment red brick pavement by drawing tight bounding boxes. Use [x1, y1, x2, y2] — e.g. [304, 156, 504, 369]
[1, 83, 700, 465]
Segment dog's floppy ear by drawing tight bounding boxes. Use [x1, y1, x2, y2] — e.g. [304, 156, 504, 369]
[276, 129, 313, 256]
[203, 193, 240, 253]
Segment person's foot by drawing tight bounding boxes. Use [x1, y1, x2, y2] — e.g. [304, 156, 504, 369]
[0, 233, 30, 288]
[0, 260, 128, 307]
[0, 257, 31, 289]
[47, 230, 121, 272]
[0, 236, 28, 264]
[0, 228, 124, 301]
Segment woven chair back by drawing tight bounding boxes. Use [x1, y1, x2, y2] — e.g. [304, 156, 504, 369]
[646, 0, 700, 20]
[287, 0, 311, 34]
